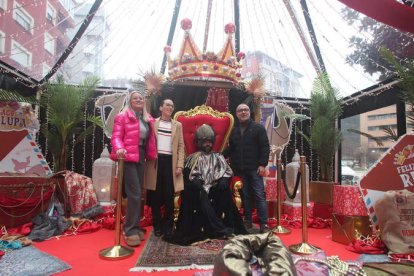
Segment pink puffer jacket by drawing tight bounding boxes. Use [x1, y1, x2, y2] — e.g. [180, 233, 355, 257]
[110, 109, 157, 162]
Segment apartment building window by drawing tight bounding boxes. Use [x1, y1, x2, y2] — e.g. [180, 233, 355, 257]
[367, 124, 397, 131]
[43, 63, 51, 76]
[367, 113, 396, 121]
[0, 30, 5, 54]
[44, 32, 54, 54]
[46, 2, 56, 24]
[0, 0, 7, 10]
[13, 3, 34, 33]
[11, 40, 32, 67]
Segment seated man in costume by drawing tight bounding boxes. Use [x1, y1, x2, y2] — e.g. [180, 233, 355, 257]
[165, 124, 247, 245]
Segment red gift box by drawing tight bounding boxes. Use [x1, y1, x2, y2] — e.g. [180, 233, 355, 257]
[264, 177, 285, 202]
[333, 185, 367, 216]
[283, 201, 314, 219]
[313, 203, 333, 219]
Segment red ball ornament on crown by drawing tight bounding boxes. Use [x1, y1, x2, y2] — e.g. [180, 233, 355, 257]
[181, 18, 192, 31]
[164, 45, 171, 54]
[224, 23, 235, 34]
[237, 52, 246, 60]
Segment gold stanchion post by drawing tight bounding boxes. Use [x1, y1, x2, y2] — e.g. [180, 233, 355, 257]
[272, 159, 291, 234]
[99, 158, 134, 260]
[289, 156, 320, 254]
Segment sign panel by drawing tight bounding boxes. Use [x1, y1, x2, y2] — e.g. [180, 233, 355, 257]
[360, 134, 414, 228]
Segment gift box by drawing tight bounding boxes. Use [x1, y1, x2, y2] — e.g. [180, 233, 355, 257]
[0, 173, 55, 228]
[332, 213, 372, 245]
[264, 177, 285, 202]
[283, 201, 314, 219]
[309, 181, 334, 204]
[333, 184, 368, 216]
[313, 203, 333, 219]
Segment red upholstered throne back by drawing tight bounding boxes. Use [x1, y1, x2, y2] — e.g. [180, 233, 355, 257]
[174, 105, 234, 155]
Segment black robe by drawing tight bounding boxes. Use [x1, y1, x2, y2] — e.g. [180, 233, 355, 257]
[164, 152, 247, 245]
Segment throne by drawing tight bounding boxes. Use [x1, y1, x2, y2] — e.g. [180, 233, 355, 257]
[173, 105, 243, 211]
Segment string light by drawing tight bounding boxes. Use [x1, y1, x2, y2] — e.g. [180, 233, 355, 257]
[82, 101, 87, 175]
[71, 133, 75, 172]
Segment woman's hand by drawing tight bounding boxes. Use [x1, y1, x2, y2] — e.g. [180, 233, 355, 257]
[175, 167, 183, 176]
[116, 149, 127, 158]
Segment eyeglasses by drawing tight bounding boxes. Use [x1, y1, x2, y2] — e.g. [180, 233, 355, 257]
[236, 108, 250, 113]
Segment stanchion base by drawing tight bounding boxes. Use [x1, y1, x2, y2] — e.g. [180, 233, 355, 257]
[99, 245, 134, 260]
[289, 242, 321, 255]
[272, 225, 291, 235]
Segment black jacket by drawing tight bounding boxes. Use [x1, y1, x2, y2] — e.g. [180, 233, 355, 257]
[224, 120, 270, 172]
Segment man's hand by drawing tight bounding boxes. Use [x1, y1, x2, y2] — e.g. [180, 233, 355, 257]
[257, 166, 266, 176]
[175, 167, 183, 176]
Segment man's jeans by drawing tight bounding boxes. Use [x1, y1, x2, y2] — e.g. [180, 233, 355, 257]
[240, 170, 268, 225]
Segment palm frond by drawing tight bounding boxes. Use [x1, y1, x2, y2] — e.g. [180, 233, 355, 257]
[380, 47, 414, 106]
[347, 128, 384, 146]
[380, 126, 398, 141]
[0, 89, 39, 104]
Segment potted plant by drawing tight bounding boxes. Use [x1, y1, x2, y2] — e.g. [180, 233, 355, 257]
[40, 75, 103, 172]
[293, 73, 342, 213]
[308, 72, 343, 182]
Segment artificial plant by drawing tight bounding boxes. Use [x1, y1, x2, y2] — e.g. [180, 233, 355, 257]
[41, 75, 103, 172]
[380, 47, 414, 130]
[308, 72, 342, 182]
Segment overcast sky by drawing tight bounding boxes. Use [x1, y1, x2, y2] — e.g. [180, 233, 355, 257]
[75, 0, 391, 98]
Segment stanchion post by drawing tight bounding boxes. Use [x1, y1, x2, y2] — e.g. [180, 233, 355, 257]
[99, 158, 134, 260]
[272, 159, 291, 234]
[289, 156, 320, 254]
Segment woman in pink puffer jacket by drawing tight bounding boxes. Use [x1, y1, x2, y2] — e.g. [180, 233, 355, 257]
[110, 90, 156, 247]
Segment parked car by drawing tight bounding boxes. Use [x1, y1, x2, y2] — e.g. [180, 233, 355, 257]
[341, 166, 360, 185]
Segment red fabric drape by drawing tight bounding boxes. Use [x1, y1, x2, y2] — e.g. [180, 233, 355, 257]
[205, 87, 229, 112]
[0, 186, 54, 212]
[338, 0, 414, 34]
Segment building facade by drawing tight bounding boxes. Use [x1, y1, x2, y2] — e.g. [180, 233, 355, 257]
[240, 51, 302, 97]
[64, 3, 109, 84]
[0, 0, 75, 80]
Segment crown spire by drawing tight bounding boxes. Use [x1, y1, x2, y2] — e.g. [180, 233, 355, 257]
[164, 19, 245, 84]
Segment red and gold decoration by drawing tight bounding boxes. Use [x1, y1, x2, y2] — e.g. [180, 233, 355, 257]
[205, 87, 229, 112]
[164, 19, 244, 84]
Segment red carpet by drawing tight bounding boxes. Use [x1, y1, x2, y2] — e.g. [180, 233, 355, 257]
[34, 226, 360, 275]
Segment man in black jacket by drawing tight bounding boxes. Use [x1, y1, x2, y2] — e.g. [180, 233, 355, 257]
[224, 104, 270, 233]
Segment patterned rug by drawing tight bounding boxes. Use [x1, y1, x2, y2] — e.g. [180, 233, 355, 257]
[0, 246, 71, 276]
[130, 232, 225, 272]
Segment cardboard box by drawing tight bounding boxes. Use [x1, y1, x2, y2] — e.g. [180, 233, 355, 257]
[332, 213, 372, 245]
[309, 181, 335, 204]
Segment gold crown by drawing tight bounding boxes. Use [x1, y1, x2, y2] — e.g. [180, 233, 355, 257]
[164, 18, 245, 84]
